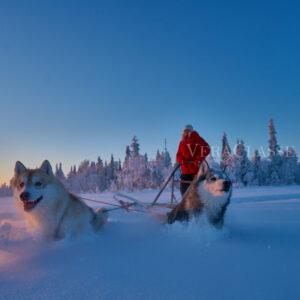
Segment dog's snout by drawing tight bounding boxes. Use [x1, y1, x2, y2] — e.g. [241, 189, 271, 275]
[223, 180, 231, 192]
[20, 192, 30, 202]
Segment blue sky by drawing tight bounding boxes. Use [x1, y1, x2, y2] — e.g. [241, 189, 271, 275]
[0, 0, 299, 183]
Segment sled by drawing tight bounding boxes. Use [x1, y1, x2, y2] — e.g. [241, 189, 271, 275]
[112, 163, 181, 213]
[82, 160, 232, 227]
[81, 162, 196, 218]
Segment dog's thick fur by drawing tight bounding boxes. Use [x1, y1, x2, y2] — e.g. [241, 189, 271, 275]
[11, 160, 107, 240]
[167, 162, 232, 228]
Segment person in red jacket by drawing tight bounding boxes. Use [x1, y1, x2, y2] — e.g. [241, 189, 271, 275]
[176, 125, 211, 196]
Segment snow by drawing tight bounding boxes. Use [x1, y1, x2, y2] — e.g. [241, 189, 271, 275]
[1, 186, 300, 299]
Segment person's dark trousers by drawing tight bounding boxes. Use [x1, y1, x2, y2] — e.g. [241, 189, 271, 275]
[180, 174, 195, 196]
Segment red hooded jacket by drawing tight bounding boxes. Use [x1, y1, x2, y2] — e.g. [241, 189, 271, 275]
[176, 131, 210, 175]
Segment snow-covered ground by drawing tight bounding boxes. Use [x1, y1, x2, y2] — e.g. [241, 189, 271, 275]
[1, 186, 300, 300]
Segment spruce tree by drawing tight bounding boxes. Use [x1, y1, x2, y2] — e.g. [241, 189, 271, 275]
[220, 133, 232, 171]
[96, 157, 106, 192]
[131, 136, 140, 157]
[108, 154, 115, 181]
[125, 146, 131, 164]
[267, 118, 282, 185]
[268, 118, 280, 158]
[163, 150, 172, 168]
[281, 147, 298, 184]
[252, 150, 264, 186]
[234, 140, 252, 186]
[162, 140, 172, 168]
[96, 156, 104, 171]
[55, 162, 66, 182]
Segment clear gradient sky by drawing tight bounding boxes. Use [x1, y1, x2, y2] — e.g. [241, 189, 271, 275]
[0, 0, 300, 184]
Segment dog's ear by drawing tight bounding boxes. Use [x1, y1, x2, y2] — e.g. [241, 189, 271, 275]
[15, 161, 27, 175]
[40, 160, 53, 175]
[196, 161, 209, 181]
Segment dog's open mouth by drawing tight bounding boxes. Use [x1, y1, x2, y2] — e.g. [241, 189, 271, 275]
[23, 196, 43, 211]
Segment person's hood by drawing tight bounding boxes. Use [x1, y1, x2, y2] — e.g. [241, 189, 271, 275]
[188, 131, 201, 143]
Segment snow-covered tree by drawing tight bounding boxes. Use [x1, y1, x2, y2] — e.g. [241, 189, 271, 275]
[108, 154, 116, 181]
[162, 150, 172, 169]
[96, 156, 108, 191]
[280, 147, 298, 184]
[67, 165, 80, 192]
[220, 132, 232, 171]
[86, 161, 99, 192]
[131, 136, 140, 157]
[251, 150, 265, 186]
[268, 118, 280, 158]
[116, 137, 150, 190]
[125, 146, 131, 163]
[230, 140, 253, 186]
[55, 162, 66, 184]
[148, 151, 165, 188]
[267, 118, 282, 185]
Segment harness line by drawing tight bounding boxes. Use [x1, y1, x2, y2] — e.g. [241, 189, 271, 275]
[79, 196, 146, 213]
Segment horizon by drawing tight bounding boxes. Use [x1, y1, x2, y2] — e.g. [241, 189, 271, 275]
[1, 1, 300, 184]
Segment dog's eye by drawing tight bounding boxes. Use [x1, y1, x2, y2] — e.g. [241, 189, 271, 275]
[210, 177, 217, 182]
[19, 182, 25, 188]
[35, 181, 42, 187]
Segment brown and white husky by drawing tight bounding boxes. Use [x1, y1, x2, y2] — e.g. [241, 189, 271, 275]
[167, 162, 232, 228]
[11, 160, 107, 240]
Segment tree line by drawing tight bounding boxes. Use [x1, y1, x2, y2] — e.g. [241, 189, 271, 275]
[0, 118, 299, 196]
[220, 119, 299, 186]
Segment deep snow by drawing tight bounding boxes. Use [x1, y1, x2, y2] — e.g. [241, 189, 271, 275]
[1, 186, 300, 300]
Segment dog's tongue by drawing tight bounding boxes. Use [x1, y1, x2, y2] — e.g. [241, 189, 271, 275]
[24, 201, 36, 211]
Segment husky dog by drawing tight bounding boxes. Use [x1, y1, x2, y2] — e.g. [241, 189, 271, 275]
[167, 162, 232, 228]
[11, 160, 108, 240]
